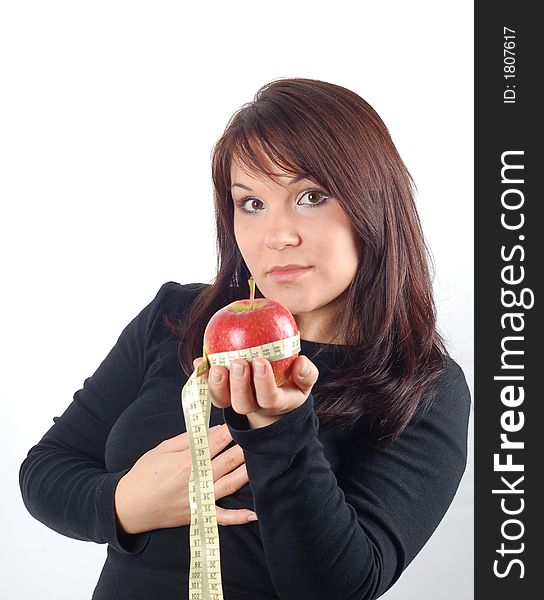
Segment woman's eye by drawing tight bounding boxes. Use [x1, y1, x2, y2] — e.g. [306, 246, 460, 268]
[237, 197, 265, 213]
[298, 190, 330, 207]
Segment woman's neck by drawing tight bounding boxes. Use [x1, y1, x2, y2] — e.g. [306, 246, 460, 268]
[294, 302, 346, 345]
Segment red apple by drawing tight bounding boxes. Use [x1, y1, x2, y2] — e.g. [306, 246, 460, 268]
[203, 297, 299, 387]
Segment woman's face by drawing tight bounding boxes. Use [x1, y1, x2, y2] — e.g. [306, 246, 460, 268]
[230, 155, 362, 344]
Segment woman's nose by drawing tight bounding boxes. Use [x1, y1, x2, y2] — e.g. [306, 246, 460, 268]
[263, 212, 301, 250]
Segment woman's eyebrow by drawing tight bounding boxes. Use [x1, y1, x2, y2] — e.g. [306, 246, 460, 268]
[230, 174, 309, 191]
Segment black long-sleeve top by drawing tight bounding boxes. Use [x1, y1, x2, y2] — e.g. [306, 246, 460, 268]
[19, 282, 471, 599]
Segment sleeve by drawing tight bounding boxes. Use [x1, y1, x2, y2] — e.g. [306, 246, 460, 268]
[18, 282, 176, 554]
[223, 360, 471, 600]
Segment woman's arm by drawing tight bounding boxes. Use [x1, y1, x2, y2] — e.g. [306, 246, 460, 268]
[223, 358, 471, 600]
[18, 283, 172, 553]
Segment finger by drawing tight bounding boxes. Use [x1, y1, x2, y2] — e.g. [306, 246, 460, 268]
[251, 358, 279, 410]
[155, 430, 190, 453]
[207, 423, 234, 458]
[207, 365, 232, 409]
[213, 463, 249, 500]
[211, 443, 245, 481]
[229, 359, 260, 415]
[193, 356, 211, 378]
[292, 356, 320, 395]
[215, 506, 258, 526]
[157, 422, 228, 453]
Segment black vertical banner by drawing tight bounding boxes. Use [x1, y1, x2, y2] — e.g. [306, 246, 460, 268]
[475, 2, 540, 598]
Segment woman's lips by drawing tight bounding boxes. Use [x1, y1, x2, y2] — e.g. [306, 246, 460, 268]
[267, 266, 313, 283]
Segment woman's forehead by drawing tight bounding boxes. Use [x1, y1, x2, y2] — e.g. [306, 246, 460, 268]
[229, 139, 302, 182]
[230, 158, 315, 193]
[231, 156, 291, 179]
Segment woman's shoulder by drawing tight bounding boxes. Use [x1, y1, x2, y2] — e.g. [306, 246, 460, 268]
[417, 353, 472, 432]
[152, 281, 211, 314]
[139, 281, 211, 342]
[436, 354, 471, 398]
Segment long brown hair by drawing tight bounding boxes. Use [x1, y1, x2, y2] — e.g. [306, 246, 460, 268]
[165, 77, 449, 449]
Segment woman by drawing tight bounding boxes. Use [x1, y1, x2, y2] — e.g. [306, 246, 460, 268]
[20, 78, 471, 599]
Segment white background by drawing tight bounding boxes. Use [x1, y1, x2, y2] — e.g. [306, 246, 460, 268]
[0, 1, 473, 598]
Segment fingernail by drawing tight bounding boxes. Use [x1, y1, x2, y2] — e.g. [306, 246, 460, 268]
[232, 363, 244, 379]
[211, 368, 222, 385]
[298, 362, 311, 378]
[247, 514, 258, 522]
[254, 360, 266, 378]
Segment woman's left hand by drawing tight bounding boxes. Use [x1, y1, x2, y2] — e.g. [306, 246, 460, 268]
[193, 356, 319, 429]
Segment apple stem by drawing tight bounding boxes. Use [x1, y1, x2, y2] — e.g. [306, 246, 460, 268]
[249, 276, 255, 310]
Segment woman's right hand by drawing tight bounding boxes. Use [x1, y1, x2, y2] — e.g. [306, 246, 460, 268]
[114, 423, 256, 535]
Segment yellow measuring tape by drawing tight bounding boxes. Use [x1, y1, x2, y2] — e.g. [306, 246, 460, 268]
[181, 332, 301, 600]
